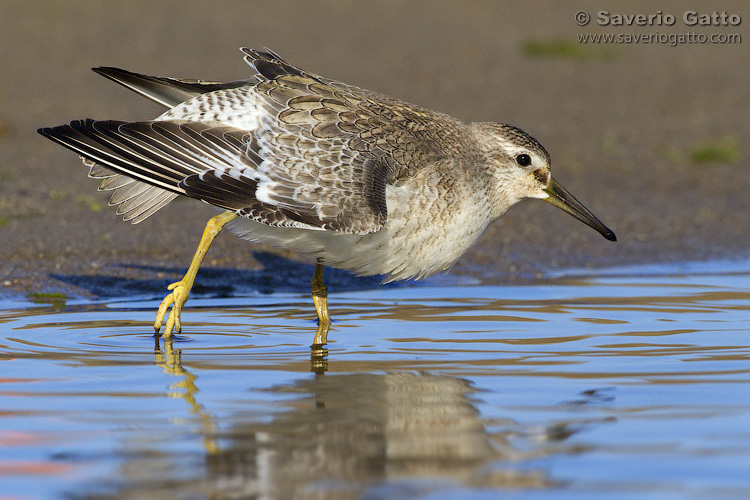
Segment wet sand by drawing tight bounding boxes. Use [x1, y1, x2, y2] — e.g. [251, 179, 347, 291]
[1, 1, 748, 298]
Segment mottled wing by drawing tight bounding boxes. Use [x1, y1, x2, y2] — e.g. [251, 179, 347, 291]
[242, 48, 459, 181]
[214, 49, 462, 232]
[39, 48, 464, 232]
[236, 54, 394, 233]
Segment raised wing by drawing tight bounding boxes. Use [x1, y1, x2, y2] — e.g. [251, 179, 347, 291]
[39, 48, 468, 231]
[39, 118, 390, 234]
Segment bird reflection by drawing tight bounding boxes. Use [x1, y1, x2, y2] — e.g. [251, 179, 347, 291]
[80, 342, 558, 499]
[207, 371, 501, 499]
[155, 345, 555, 498]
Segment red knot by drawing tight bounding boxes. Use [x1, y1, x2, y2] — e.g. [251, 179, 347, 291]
[39, 48, 616, 345]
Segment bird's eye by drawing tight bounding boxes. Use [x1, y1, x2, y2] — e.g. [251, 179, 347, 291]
[516, 154, 532, 167]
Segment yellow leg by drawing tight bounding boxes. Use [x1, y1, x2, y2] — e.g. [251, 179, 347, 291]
[311, 258, 331, 346]
[154, 211, 238, 338]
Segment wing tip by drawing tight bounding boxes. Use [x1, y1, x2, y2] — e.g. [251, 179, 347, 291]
[92, 66, 137, 80]
[38, 122, 74, 142]
[39, 119, 100, 141]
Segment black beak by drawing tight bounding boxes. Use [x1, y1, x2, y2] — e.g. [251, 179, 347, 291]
[543, 177, 616, 241]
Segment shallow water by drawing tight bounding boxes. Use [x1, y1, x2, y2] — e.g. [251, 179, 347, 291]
[1, 260, 749, 499]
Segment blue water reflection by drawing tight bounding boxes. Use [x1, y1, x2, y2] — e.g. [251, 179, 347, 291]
[0, 260, 749, 498]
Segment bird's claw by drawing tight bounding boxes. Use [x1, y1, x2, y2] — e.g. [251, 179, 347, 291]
[154, 280, 190, 338]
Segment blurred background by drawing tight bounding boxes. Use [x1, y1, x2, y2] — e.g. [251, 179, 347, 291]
[1, 0, 747, 295]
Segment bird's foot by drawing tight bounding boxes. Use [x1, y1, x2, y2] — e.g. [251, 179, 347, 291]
[154, 280, 191, 338]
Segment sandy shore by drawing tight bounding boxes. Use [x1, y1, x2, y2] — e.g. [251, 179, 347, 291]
[1, 1, 748, 298]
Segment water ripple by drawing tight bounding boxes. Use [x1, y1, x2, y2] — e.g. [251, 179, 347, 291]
[0, 261, 749, 498]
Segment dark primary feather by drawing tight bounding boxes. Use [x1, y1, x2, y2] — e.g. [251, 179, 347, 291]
[92, 67, 252, 108]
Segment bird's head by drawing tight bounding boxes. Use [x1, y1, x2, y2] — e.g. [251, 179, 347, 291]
[471, 122, 616, 242]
